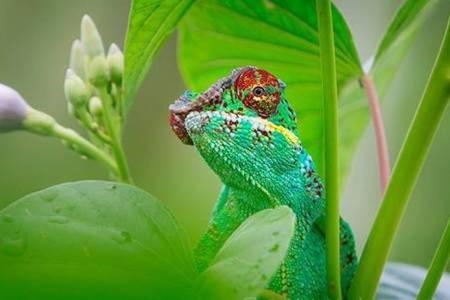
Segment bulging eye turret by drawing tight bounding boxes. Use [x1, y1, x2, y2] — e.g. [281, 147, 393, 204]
[234, 68, 281, 118]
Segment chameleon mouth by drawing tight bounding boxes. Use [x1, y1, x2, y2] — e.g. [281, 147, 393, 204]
[169, 77, 233, 145]
[168, 90, 211, 145]
[168, 66, 261, 145]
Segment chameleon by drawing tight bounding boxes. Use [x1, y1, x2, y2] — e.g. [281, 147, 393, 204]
[169, 67, 357, 299]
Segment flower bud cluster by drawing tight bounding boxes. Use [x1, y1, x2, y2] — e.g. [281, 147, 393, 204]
[64, 15, 125, 144]
[0, 15, 127, 179]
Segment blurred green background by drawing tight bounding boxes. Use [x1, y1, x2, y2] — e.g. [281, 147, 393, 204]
[0, 0, 448, 269]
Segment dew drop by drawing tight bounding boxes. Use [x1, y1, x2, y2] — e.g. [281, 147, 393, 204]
[48, 216, 69, 224]
[0, 238, 26, 257]
[41, 190, 58, 202]
[107, 183, 117, 191]
[112, 230, 132, 244]
[269, 243, 280, 252]
[66, 204, 76, 211]
[53, 206, 62, 213]
[1, 214, 13, 223]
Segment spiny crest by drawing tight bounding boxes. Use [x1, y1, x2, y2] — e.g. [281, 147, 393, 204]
[169, 66, 299, 145]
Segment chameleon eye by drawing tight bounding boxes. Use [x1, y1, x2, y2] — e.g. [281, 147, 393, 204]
[234, 68, 281, 118]
[252, 86, 265, 97]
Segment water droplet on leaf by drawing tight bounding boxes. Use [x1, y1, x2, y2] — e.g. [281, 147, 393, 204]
[0, 238, 26, 257]
[107, 183, 117, 191]
[48, 216, 69, 224]
[53, 206, 62, 213]
[269, 243, 279, 252]
[1, 214, 13, 223]
[41, 190, 58, 202]
[112, 230, 132, 244]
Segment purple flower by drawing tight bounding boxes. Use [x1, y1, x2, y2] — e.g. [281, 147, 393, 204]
[0, 83, 29, 132]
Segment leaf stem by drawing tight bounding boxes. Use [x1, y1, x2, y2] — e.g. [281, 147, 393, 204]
[349, 18, 450, 299]
[362, 74, 391, 192]
[417, 219, 450, 300]
[78, 110, 111, 144]
[315, 0, 342, 298]
[98, 86, 132, 183]
[51, 123, 117, 174]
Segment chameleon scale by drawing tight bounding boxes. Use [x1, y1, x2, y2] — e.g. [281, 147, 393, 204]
[169, 67, 357, 299]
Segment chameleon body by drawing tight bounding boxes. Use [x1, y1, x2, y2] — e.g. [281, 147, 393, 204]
[169, 67, 357, 299]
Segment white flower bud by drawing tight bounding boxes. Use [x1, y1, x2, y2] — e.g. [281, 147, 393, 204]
[107, 43, 124, 85]
[81, 15, 105, 58]
[88, 96, 103, 117]
[0, 83, 29, 132]
[87, 56, 109, 87]
[69, 39, 86, 79]
[64, 69, 90, 107]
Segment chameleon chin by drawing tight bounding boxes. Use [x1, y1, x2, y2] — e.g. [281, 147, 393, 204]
[169, 67, 357, 299]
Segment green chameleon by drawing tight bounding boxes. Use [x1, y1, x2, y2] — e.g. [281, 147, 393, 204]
[169, 67, 357, 299]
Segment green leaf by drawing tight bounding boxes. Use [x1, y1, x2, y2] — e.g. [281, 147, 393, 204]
[178, 0, 362, 177]
[374, 0, 438, 63]
[350, 17, 450, 299]
[124, 0, 194, 112]
[0, 181, 196, 300]
[195, 206, 296, 300]
[339, 0, 439, 181]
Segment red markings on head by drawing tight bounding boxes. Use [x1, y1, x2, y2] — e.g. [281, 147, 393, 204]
[169, 111, 193, 145]
[234, 68, 281, 118]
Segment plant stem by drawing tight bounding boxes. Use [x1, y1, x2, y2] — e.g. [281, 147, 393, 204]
[362, 74, 391, 192]
[349, 18, 450, 299]
[316, 0, 341, 298]
[98, 86, 132, 183]
[51, 123, 117, 174]
[78, 110, 111, 144]
[417, 219, 450, 300]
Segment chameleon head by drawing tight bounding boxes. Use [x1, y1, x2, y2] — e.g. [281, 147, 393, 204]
[169, 67, 302, 195]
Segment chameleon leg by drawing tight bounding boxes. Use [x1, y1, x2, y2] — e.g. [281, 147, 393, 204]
[194, 188, 257, 271]
[269, 224, 328, 299]
[211, 184, 230, 217]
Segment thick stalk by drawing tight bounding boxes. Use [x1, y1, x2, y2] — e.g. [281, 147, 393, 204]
[316, 0, 341, 298]
[98, 87, 132, 183]
[417, 219, 450, 300]
[23, 108, 118, 176]
[362, 74, 391, 192]
[349, 18, 450, 299]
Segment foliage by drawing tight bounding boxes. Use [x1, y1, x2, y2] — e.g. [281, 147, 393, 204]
[177, 0, 439, 183]
[124, 0, 194, 112]
[349, 17, 450, 298]
[0, 0, 448, 299]
[178, 0, 361, 177]
[339, 0, 439, 181]
[0, 181, 295, 299]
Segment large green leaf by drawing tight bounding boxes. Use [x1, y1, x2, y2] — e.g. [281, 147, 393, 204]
[178, 0, 362, 176]
[0, 181, 196, 300]
[195, 206, 296, 299]
[124, 0, 194, 111]
[339, 0, 439, 181]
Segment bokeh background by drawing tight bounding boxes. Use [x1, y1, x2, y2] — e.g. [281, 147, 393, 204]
[0, 0, 449, 269]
